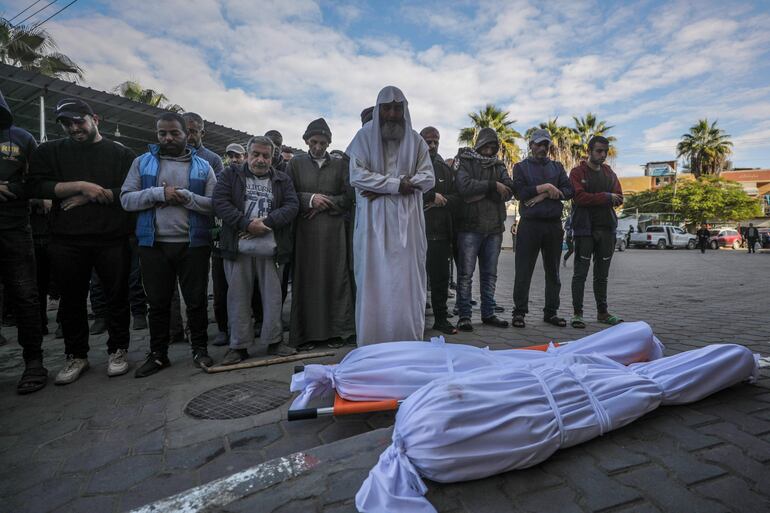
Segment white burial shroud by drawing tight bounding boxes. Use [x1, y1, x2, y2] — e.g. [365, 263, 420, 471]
[290, 321, 664, 408]
[355, 344, 759, 513]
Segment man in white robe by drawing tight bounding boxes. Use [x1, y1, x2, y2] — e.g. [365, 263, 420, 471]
[346, 86, 435, 345]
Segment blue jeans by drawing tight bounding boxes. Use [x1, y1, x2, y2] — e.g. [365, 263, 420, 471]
[456, 232, 502, 319]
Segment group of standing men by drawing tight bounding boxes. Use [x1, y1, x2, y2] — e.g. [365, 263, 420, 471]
[0, 84, 624, 395]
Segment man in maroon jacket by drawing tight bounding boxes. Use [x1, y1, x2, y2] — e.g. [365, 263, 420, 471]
[568, 136, 623, 328]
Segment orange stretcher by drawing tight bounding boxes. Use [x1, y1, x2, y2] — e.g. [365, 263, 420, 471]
[287, 342, 558, 421]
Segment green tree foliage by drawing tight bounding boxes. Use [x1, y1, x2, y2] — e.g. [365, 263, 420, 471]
[624, 176, 761, 223]
[571, 112, 617, 160]
[458, 104, 522, 168]
[676, 119, 732, 178]
[113, 81, 184, 112]
[0, 19, 83, 80]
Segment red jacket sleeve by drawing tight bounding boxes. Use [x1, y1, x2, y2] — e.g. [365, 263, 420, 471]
[570, 166, 612, 207]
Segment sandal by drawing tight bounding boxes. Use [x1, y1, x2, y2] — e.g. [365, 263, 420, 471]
[327, 339, 345, 349]
[544, 315, 567, 327]
[571, 315, 586, 329]
[511, 314, 526, 328]
[17, 363, 48, 395]
[432, 319, 458, 335]
[598, 314, 623, 326]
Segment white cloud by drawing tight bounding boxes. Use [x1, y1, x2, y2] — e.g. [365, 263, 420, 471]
[23, 0, 769, 169]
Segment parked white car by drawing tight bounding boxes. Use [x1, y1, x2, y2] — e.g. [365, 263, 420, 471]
[629, 225, 696, 249]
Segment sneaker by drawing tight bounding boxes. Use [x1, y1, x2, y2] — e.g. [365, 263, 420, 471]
[55, 356, 90, 385]
[212, 332, 229, 346]
[193, 350, 214, 368]
[135, 352, 170, 378]
[107, 348, 129, 376]
[267, 343, 297, 356]
[54, 323, 64, 339]
[494, 305, 505, 313]
[457, 318, 473, 332]
[482, 315, 509, 328]
[132, 315, 148, 331]
[89, 317, 108, 335]
[220, 348, 249, 366]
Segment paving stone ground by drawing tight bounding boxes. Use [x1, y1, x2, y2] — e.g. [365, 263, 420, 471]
[1, 247, 768, 513]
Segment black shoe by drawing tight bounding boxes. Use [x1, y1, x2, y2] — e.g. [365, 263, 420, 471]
[212, 332, 228, 346]
[482, 315, 509, 328]
[220, 348, 249, 366]
[135, 352, 170, 378]
[432, 319, 458, 335]
[494, 306, 505, 313]
[192, 350, 214, 368]
[89, 317, 108, 335]
[132, 315, 148, 330]
[457, 318, 473, 332]
[54, 323, 64, 339]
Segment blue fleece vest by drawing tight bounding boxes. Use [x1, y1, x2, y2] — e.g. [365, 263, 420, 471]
[135, 145, 212, 247]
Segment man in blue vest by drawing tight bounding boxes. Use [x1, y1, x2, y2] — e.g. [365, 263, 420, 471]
[121, 112, 217, 377]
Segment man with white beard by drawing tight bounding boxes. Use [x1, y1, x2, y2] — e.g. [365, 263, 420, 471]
[346, 86, 435, 345]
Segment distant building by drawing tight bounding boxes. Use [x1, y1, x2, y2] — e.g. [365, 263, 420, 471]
[644, 160, 678, 188]
[721, 169, 770, 216]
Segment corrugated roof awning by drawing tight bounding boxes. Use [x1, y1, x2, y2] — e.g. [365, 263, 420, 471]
[0, 63, 252, 155]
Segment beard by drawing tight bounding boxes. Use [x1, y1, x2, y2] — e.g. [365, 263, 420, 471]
[380, 120, 405, 141]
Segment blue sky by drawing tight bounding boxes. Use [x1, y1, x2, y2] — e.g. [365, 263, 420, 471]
[2, 0, 770, 175]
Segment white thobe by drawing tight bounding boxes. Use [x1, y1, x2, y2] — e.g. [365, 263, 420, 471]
[350, 137, 435, 345]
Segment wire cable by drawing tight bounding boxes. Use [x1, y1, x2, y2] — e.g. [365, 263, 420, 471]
[7, 0, 44, 22]
[31, 0, 77, 29]
[15, 0, 57, 26]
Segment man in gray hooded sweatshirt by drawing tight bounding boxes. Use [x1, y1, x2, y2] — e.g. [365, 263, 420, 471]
[453, 128, 514, 332]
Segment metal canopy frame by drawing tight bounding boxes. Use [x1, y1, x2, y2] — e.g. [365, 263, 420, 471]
[0, 63, 252, 155]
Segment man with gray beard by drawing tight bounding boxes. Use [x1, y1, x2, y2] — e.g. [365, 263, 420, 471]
[346, 86, 435, 345]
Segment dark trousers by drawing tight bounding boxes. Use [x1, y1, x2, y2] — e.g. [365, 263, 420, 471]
[49, 238, 131, 358]
[513, 218, 563, 317]
[571, 230, 615, 316]
[747, 237, 758, 253]
[0, 227, 43, 362]
[139, 243, 210, 354]
[457, 232, 502, 319]
[34, 240, 51, 328]
[90, 237, 146, 317]
[427, 239, 452, 321]
[698, 238, 708, 253]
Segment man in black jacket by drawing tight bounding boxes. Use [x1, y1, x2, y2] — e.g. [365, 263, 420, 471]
[213, 136, 299, 364]
[420, 127, 459, 334]
[454, 128, 513, 332]
[511, 129, 574, 328]
[0, 89, 47, 394]
[29, 98, 135, 385]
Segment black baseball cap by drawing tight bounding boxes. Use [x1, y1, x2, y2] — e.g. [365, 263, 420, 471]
[55, 98, 95, 121]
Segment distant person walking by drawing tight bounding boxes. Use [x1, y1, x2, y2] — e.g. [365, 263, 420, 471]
[562, 213, 574, 267]
[746, 223, 759, 253]
[696, 223, 710, 254]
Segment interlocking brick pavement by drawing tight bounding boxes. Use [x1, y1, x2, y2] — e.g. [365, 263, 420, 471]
[0, 247, 768, 512]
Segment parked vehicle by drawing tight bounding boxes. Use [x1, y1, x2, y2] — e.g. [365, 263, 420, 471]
[709, 229, 742, 250]
[629, 225, 696, 249]
[759, 228, 770, 249]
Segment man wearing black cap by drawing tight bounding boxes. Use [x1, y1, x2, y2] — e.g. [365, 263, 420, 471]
[285, 118, 355, 350]
[0, 89, 47, 394]
[453, 128, 514, 332]
[420, 126, 459, 335]
[511, 128, 574, 329]
[28, 98, 135, 385]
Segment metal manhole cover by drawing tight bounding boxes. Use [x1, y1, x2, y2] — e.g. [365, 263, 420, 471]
[185, 380, 291, 419]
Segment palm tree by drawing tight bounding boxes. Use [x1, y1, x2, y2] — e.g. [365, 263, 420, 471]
[0, 19, 83, 80]
[113, 81, 184, 112]
[676, 119, 732, 178]
[571, 112, 617, 160]
[525, 117, 579, 170]
[458, 104, 522, 167]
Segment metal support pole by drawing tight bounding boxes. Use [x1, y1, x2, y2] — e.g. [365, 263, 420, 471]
[39, 96, 47, 142]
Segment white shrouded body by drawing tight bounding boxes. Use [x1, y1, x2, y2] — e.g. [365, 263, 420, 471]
[355, 344, 758, 513]
[291, 321, 664, 408]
